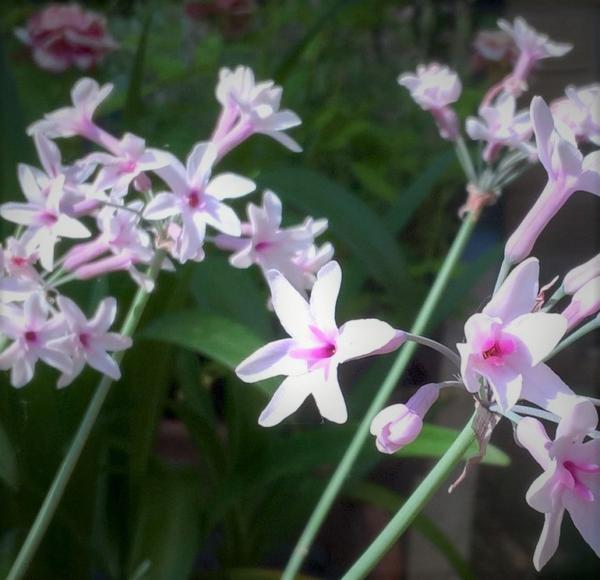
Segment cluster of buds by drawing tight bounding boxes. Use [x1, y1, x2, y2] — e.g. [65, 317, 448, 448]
[236, 17, 600, 570]
[0, 66, 327, 390]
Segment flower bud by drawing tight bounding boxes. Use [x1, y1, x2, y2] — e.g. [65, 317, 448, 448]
[563, 253, 600, 295]
[562, 276, 600, 330]
[370, 383, 440, 454]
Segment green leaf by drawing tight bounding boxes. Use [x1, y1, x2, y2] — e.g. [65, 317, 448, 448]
[128, 468, 201, 580]
[257, 166, 412, 298]
[347, 482, 476, 580]
[398, 423, 510, 466]
[385, 150, 454, 234]
[0, 420, 18, 489]
[140, 310, 276, 395]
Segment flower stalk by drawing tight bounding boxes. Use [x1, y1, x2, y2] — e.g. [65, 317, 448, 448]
[6, 250, 166, 580]
[282, 211, 479, 579]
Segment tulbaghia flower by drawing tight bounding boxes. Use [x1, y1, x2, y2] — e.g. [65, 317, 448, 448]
[289, 240, 335, 294]
[0, 294, 71, 388]
[15, 4, 118, 73]
[498, 17, 572, 95]
[505, 97, 600, 264]
[0, 172, 90, 270]
[84, 133, 170, 199]
[236, 261, 404, 426]
[143, 142, 255, 263]
[27, 77, 114, 141]
[370, 383, 439, 454]
[472, 29, 516, 62]
[53, 296, 132, 387]
[64, 203, 155, 289]
[212, 65, 302, 155]
[516, 400, 600, 569]
[0, 238, 41, 303]
[552, 84, 600, 146]
[398, 64, 462, 140]
[457, 258, 574, 413]
[562, 277, 600, 330]
[466, 93, 534, 163]
[563, 253, 600, 295]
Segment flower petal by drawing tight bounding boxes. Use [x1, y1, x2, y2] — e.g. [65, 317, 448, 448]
[336, 318, 398, 364]
[504, 313, 567, 365]
[486, 365, 522, 411]
[266, 269, 312, 339]
[89, 297, 117, 332]
[533, 506, 565, 571]
[258, 373, 314, 427]
[531, 96, 555, 177]
[516, 416, 552, 469]
[556, 398, 598, 442]
[311, 369, 347, 424]
[520, 363, 576, 417]
[563, 479, 600, 558]
[309, 261, 341, 333]
[205, 173, 256, 200]
[483, 257, 539, 322]
[143, 193, 180, 220]
[236, 338, 307, 382]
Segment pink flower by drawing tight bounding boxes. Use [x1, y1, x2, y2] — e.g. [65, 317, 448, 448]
[27, 77, 114, 141]
[84, 133, 171, 199]
[457, 258, 573, 413]
[52, 296, 132, 387]
[504, 97, 600, 265]
[562, 277, 600, 330]
[472, 29, 516, 62]
[212, 65, 302, 156]
[15, 3, 118, 73]
[516, 399, 600, 570]
[466, 93, 534, 163]
[398, 64, 462, 140]
[552, 84, 600, 146]
[0, 237, 41, 303]
[236, 261, 404, 426]
[370, 383, 439, 454]
[0, 294, 71, 388]
[563, 253, 600, 295]
[143, 142, 255, 263]
[498, 17, 572, 96]
[0, 171, 90, 270]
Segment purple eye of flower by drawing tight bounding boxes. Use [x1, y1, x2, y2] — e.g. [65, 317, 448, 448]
[187, 191, 202, 208]
[24, 330, 38, 343]
[79, 333, 90, 348]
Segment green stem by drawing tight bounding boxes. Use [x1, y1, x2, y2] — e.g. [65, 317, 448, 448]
[282, 213, 479, 579]
[7, 250, 166, 580]
[454, 137, 478, 185]
[405, 333, 461, 368]
[542, 286, 566, 312]
[545, 315, 600, 361]
[342, 415, 476, 580]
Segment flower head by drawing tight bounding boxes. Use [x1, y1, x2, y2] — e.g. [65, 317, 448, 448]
[552, 84, 600, 146]
[143, 142, 255, 263]
[236, 261, 404, 426]
[370, 383, 439, 454]
[472, 29, 516, 63]
[457, 258, 573, 413]
[516, 399, 600, 569]
[15, 3, 118, 73]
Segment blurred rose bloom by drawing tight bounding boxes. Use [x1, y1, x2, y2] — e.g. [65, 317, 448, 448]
[15, 3, 118, 73]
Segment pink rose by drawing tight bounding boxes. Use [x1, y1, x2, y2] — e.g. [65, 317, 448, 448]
[15, 3, 118, 73]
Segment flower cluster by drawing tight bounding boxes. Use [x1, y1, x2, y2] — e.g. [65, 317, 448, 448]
[0, 66, 309, 390]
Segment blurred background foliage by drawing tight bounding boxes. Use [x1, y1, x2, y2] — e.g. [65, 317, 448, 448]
[0, 1, 512, 578]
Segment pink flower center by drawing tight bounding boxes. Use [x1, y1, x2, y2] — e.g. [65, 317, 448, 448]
[11, 257, 27, 267]
[562, 460, 600, 502]
[24, 330, 38, 344]
[481, 336, 516, 365]
[187, 190, 203, 209]
[289, 325, 337, 362]
[79, 333, 91, 349]
[255, 240, 272, 252]
[39, 211, 58, 226]
[121, 160, 137, 173]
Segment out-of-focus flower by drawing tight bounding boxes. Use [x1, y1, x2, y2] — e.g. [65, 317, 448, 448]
[505, 98, 600, 264]
[0, 238, 41, 303]
[466, 93, 534, 163]
[143, 142, 255, 263]
[15, 3, 118, 73]
[473, 29, 516, 62]
[498, 17, 572, 96]
[0, 294, 71, 388]
[52, 296, 132, 387]
[64, 202, 155, 290]
[213, 190, 332, 295]
[552, 84, 600, 146]
[516, 399, 600, 570]
[370, 383, 439, 454]
[564, 253, 600, 295]
[28, 78, 114, 141]
[0, 172, 90, 270]
[457, 258, 573, 413]
[236, 261, 404, 426]
[212, 65, 302, 155]
[398, 64, 461, 140]
[562, 276, 600, 330]
[84, 133, 170, 199]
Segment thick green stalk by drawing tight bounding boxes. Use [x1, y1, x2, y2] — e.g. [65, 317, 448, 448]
[282, 213, 479, 579]
[7, 250, 166, 580]
[342, 415, 476, 579]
